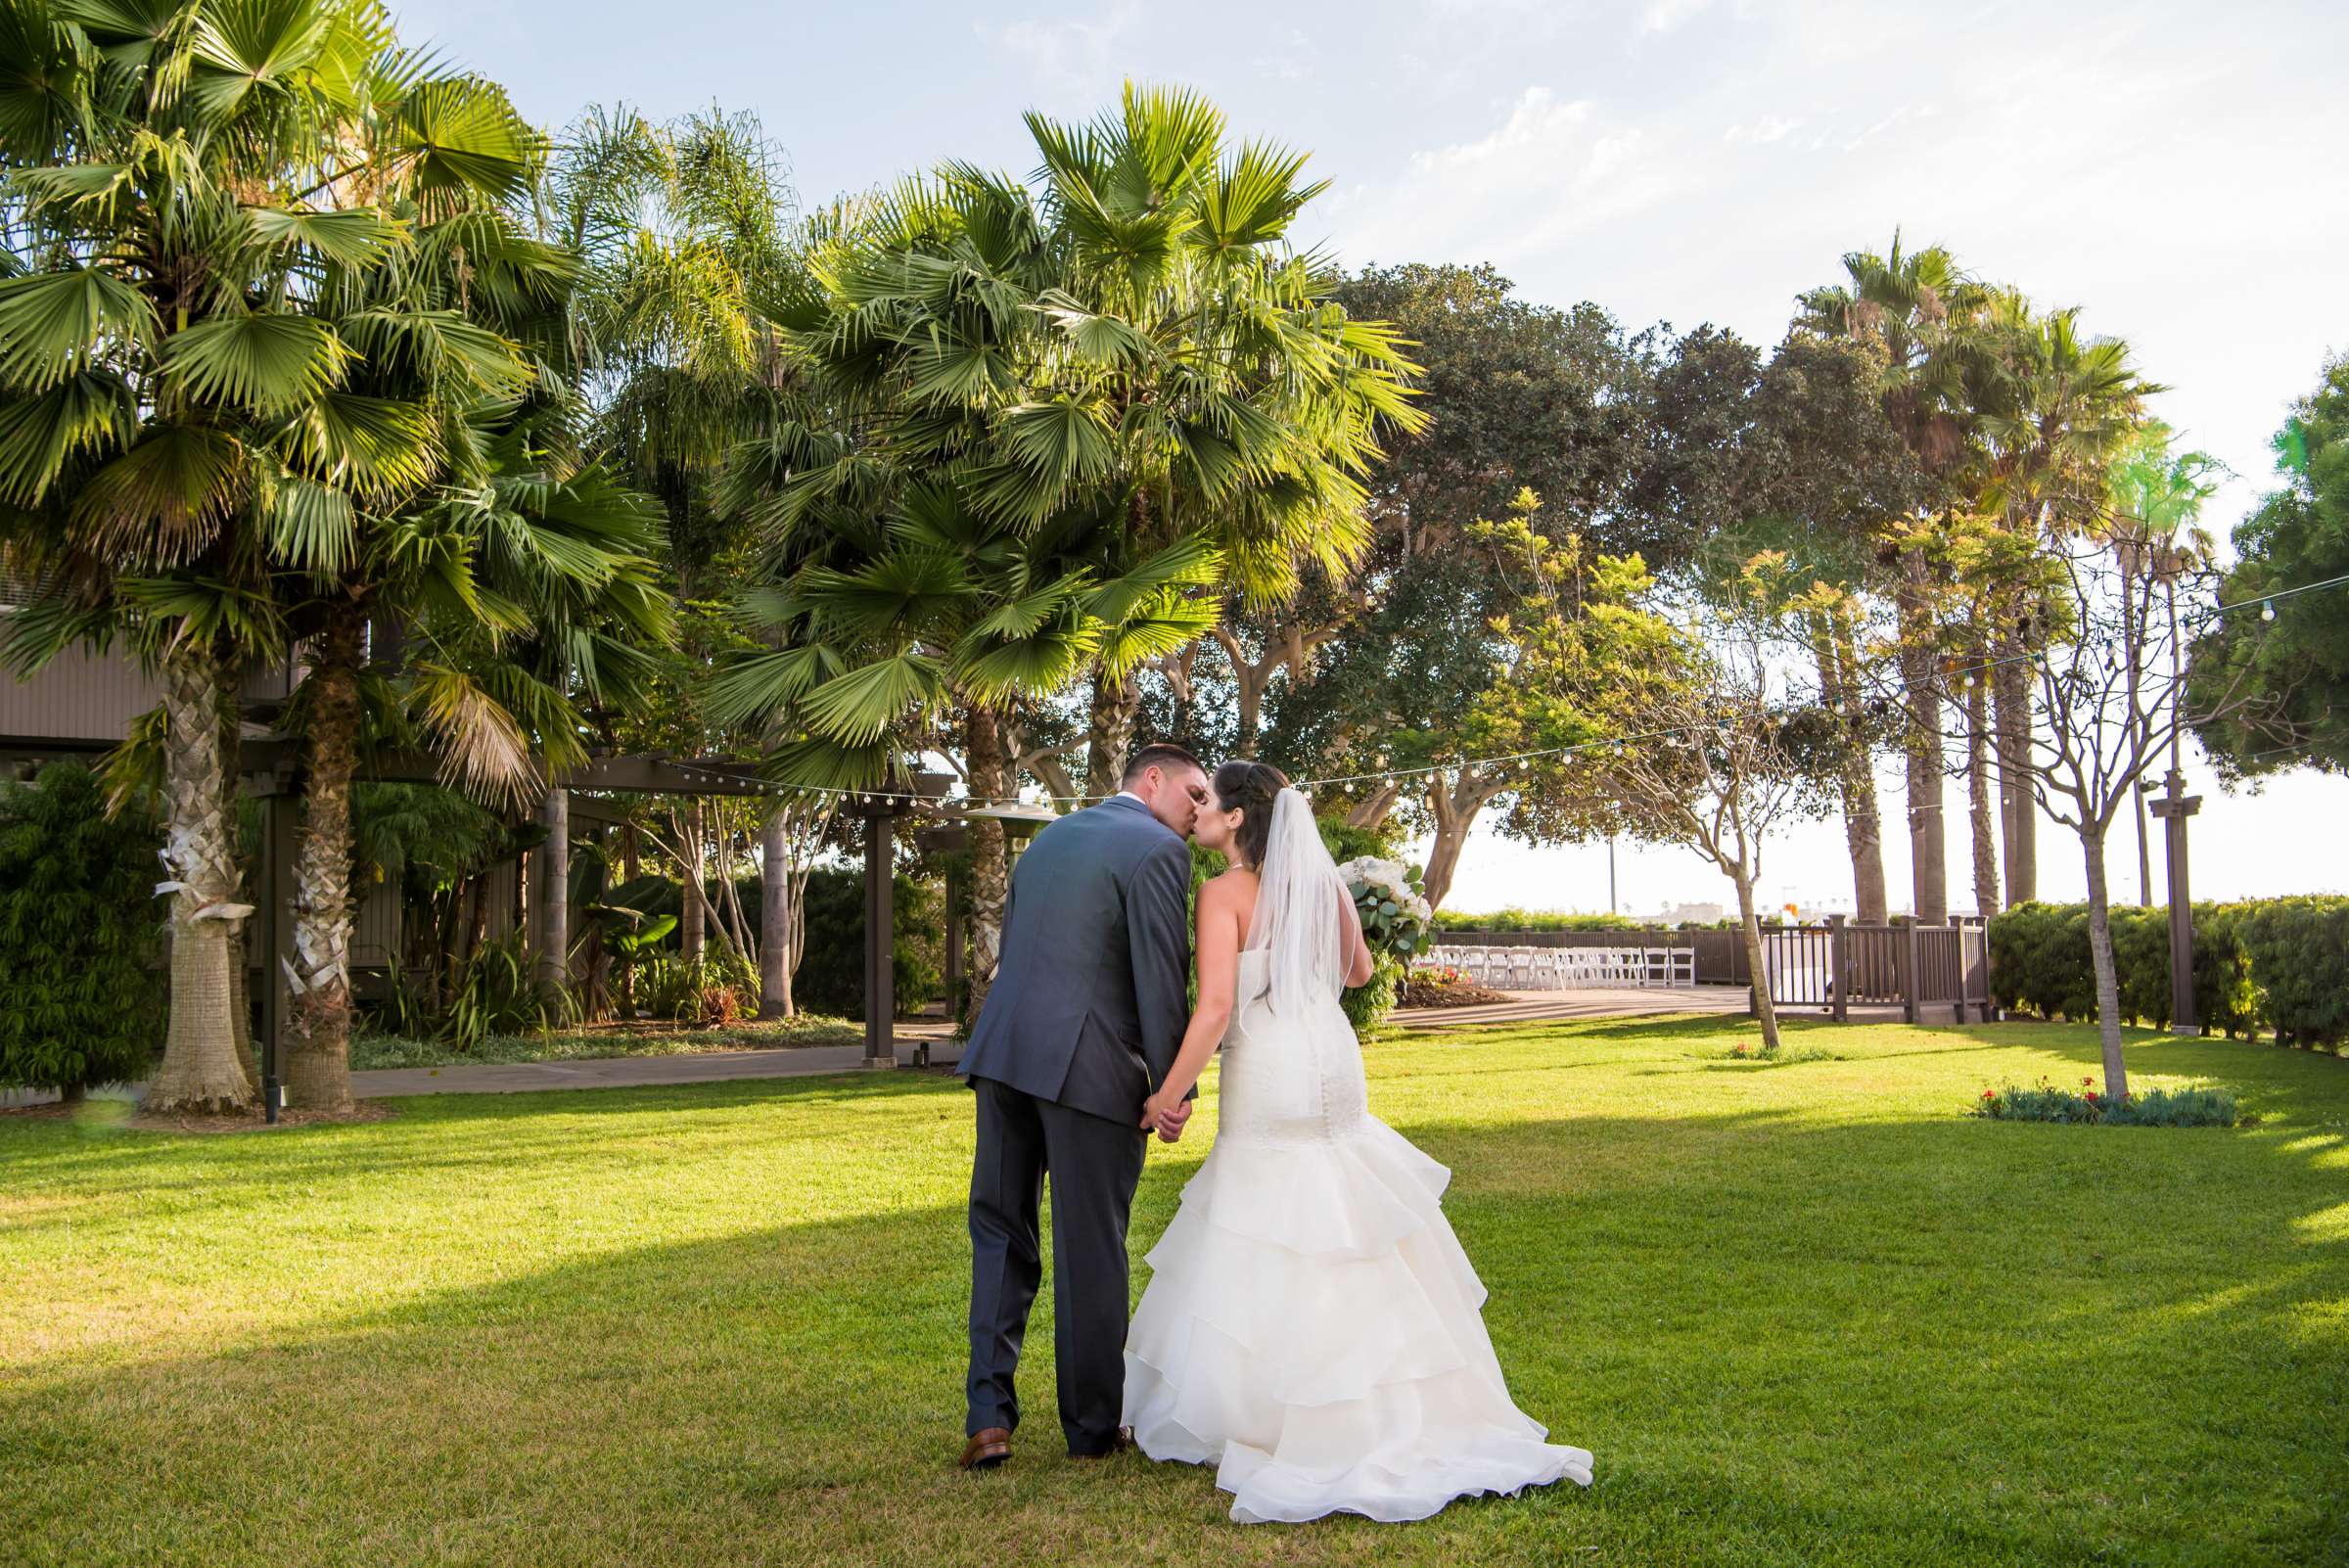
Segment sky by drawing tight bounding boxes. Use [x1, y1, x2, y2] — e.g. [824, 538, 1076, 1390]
[398, 0, 2349, 914]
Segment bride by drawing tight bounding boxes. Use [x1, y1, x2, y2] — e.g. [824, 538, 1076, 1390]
[1123, 761, 1594, 1524]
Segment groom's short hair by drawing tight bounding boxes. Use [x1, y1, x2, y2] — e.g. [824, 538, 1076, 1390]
[1122, 743, 1204, 785]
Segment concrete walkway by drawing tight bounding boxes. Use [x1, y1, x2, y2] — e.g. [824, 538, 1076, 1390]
[350, 1035, 965, 1097]
[1388, 985, 1753, 1031]
[4, 989, 1779, 1111]
[0, 1032, 965, 1108]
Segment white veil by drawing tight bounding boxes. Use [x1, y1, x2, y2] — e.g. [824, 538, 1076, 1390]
[1244, 788, 1363, 1018]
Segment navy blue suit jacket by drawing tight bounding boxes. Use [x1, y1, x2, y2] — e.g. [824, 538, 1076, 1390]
[959, 795, 1194, 1125]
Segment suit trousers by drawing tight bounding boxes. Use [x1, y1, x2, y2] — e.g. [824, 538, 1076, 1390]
[965, 1073, 1149, 1455]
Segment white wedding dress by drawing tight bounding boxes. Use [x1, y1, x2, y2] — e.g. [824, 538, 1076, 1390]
[1122, 795, 1592, 1524]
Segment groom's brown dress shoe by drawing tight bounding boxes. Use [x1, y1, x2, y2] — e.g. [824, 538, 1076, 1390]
[960, 1428, 1012, 1470]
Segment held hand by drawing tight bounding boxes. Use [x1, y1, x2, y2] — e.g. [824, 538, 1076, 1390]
[1140, 1091, 1191, 1142]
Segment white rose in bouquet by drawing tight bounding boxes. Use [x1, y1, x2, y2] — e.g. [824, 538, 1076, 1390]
[1337, 855, 1434, 966]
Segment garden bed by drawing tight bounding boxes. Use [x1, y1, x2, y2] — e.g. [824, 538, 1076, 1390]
[350, 1013, 862, 1072]
[1397, 965, 1515, 1009]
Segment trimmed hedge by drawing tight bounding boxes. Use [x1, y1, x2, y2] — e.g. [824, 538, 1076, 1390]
[1989, 898, 2347, 1049]
[1434, 907, 1645, 932]
[0, 763, 167, 1094]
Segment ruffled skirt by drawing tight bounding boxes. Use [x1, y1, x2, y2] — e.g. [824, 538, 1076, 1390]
[1122, 1115, 1593, 1523]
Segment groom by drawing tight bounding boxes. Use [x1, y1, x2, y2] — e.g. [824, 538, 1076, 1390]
[955, 743, 1209, 1470]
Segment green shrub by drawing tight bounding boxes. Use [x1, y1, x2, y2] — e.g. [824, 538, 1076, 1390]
[0, 763, 166, 1094]
[1721, 1038, 1839, 1065]
[1434, 907, 1644, 932]
[639, 951, 759, 1025]
[2193, 903, 2259, 1038]
[1988, 896, 2349, 1048]
[792, 868, 944, 1021]
[2229, 897, 2349, 1047]
[373, 932, 576, 1052]
[1972, 1075, 2237, 1127]
[2107, 903, 2176, 1029]
[1988, 901, 2095, 1021]
[596, 868, 943, 1022]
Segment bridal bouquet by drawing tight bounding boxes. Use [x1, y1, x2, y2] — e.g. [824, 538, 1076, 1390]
[1336, 855, 1435, 965]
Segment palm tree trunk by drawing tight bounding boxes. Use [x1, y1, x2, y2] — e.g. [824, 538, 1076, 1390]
[285, 606, 363, 1113]
[1965, 667, 2001, 918]
[1815, 610, 1888, 923]
[758, 807, 794, 1018]
[150, 638, 254, 1114]
[965, 704, 1012, 1024]
[1083, 669, 1141, 797]
[1995, 654, 2036, 905]
[1895, 552, 1948, 921]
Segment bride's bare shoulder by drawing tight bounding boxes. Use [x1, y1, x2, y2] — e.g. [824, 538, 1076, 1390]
[1197, 868, 1258, 920]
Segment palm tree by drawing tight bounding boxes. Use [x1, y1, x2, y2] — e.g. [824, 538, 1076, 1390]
[1967, 295, 2155, 907]
[541, 104, 814, 1013]
[0, 0, 563, 1111]
[714, 99, 1415, 1014]
[1012, 86, 1423, 788]
[1799, 233, 1987, 921]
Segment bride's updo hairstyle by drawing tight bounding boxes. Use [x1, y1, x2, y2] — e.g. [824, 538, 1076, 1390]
[1211, 761, 1289, 871]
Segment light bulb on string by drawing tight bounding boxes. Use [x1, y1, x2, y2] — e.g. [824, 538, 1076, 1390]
[2261, 599, 2278, 623]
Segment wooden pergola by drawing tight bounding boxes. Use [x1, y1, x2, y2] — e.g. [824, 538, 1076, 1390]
[0, 627, 995, 1108]
[233, 740, 956, 1116]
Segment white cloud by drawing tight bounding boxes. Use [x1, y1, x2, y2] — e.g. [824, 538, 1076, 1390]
[973, 3, 1141, 96]
[1255, 27, 1313, 83]
[1638, 0, 1714, 34]
[1321, 86, 1686, 273]
[1724, 114, 1800, 144]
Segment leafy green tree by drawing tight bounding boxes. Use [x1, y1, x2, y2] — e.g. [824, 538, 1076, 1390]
[544, 103, 861, 1020]
[1630, 325, 1920, 922]
[2190, 352, 2349, 778]
[2101, 420, 2221, 903]
[717, 85, 1415, 1007]
[1578, 565, 1837, 1052]
[1205, 264, 1655, 763]
[1267, 491, 1668, 909]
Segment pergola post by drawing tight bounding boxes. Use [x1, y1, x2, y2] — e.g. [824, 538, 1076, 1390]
[535, 782, 569, 991]
[1827, 914, 1849, 1024]
[2150, 770, 2201, 1035]
[259, 783, 298, 1123]
[862, 810, 896, 1070]
[943, 859, 965, 1015]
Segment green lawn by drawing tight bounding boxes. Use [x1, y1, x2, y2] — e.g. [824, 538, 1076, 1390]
[4, 1016, 2344, 1567]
